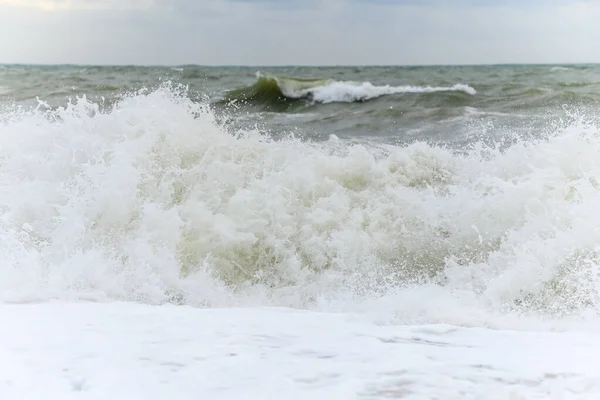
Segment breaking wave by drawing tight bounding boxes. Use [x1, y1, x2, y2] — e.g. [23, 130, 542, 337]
[223, 72, 476, 109]
[1, 85, 600, 322]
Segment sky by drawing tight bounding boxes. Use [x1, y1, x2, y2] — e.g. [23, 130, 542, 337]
[0, 0, 599, 65]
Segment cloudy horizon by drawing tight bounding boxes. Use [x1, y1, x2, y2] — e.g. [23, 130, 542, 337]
[1, 0, 599, 66]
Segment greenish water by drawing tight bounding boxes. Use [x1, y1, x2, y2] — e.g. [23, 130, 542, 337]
[2, 64, 600, 144]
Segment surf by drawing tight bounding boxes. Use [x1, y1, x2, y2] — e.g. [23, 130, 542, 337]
[1, 85, 600, 322]
[223, 72, 476, 110]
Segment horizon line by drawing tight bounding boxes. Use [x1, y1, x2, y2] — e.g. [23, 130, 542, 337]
[1, 62, 598, 68]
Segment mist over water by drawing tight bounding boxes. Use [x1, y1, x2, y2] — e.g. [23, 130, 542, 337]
[2, 65, 600, 327]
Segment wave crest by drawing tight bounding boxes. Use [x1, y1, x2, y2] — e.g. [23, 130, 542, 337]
[224, 72, 476, 108]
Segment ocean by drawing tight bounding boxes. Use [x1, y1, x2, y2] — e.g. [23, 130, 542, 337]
[2, 64, 600, 399]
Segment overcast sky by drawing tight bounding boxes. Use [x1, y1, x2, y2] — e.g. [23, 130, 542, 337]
[1, 0, 599, 65]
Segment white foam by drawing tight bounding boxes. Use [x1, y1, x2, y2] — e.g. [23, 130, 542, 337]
[551, 66, 572, 72]
[289, 81, 476, 103]
[3, 302, 600, 399]
[1, 86, 600, 325]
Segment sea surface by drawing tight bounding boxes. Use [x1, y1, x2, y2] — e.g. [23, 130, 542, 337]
[4, 64, 600, 144]
[2, 64, 600, 398]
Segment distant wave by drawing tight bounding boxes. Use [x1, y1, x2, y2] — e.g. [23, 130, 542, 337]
[223, 72, 476, 109]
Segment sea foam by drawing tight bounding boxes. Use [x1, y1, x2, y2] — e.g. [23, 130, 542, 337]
[1, 85, 600, 323]
[283, 80, 476, 103]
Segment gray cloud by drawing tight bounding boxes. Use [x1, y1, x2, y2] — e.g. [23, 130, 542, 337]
[1, 0, 599, 65]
